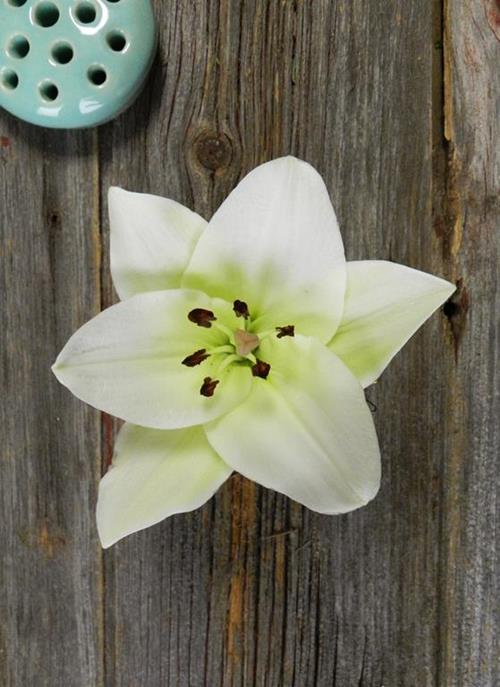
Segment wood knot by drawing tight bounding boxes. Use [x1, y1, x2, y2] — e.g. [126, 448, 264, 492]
[194, 133, 232, 172]
[485, 0, 500, 39]
[48, 210, 60, 226]
[443, 278, 469, 358]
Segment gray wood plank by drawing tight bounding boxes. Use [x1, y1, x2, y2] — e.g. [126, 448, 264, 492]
[1, 0, 498, 685]
[98, 1, 462, 685]
[0, 124, 104, 684]
[436, 0, 500, 684]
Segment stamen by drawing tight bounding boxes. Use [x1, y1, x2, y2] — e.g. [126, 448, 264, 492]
[234, 329, 260, 356]
[200, 377, 219, 397]
[233, 300, 250, 319]
[213, 322, 233, 338]
[208, 345, 234, 355]
[252, 359, 271, 379]
[188, 308, 216, 328]
[182, 349, 209, 367]
[216, 353, 240, 375]
[276, 325, 295, 338]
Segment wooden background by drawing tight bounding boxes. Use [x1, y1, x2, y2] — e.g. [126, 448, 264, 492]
[1, 0, 499, 685]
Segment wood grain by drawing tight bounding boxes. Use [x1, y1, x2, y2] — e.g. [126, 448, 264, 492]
[0, 126, 104, 685]
[1, 0, 498, 685]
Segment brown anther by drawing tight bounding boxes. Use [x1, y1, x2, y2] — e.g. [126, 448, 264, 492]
[182, 349, 209, 367]
[188, 308, 217, 328]
[200, 377, 219, 397]
[233, 299, 250, 319]
[252, 359, 271, 379]
[276, 325, 295, 338]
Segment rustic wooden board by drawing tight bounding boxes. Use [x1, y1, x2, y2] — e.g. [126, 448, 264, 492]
[0, 126, 103, 685]
[1, 0, 498, 685]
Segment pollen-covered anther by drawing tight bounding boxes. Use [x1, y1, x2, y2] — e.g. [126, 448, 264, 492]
[200, 377, 219, 397]
[188, 308, 217, 328]
[234, 329, 260, 356]
[233, 299, 250, 319]
[251, 359, 271, 379]
[182, 349, 209, 367]
[276, 325, 295, 338]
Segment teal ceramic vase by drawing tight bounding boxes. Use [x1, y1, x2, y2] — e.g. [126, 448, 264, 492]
[0, 0, 157, 128]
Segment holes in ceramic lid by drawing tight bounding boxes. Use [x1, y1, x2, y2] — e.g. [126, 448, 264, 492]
[1, 68, 19, 90]
[75, 1, 97, 24]
[87, 65, 107, 86]
[7, 35, 30, 59]
[51, 41, 74, 64]
[7, 0, 28, 7]
[106, 30, 127, 52]
[39, 80, 59, 101]
[33, 1, 60, 27]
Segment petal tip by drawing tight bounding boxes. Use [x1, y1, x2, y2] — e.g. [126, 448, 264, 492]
[97, 502, 123, 548]
[108, 185, 126, 198]
[444, 279, 457, 297]
[272, 155, 318, 175]
[51, 359, 63, 378]
[97, 528, 118, 549]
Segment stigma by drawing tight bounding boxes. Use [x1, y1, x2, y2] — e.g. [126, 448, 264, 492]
[234, 329, 260, 356]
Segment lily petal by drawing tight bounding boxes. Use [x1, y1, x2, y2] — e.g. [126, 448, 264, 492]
[52, 290, 252, 429]
[183, 157, 346, 342]
[205, 336, 380, 514]
[329, 261, 455, 387]
[109, 187, 207, 300]
[97, 423, 231, 547]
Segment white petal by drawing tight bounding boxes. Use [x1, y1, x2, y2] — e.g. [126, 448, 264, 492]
[183, 157, 346, 342]
[109, 187, 207, 300]
[205, 336, 380, 514]
[329, 261, 455, 387]
[52, 290, 252, 429]
[97, 423, 231, 547]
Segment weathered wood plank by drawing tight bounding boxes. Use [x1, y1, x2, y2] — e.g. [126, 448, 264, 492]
[1, 0, 498, 685]
[0, 125, 104, 684]
[98, 1, 458, 685]
[435, 0, 500, 684]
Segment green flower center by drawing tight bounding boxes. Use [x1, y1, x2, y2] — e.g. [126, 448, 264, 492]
[183, 299, 294, 396]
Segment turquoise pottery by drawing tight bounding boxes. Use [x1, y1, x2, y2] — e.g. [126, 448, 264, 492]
[0, 0, 157, 128]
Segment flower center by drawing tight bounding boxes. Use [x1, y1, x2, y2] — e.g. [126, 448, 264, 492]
[183, 299, 294, 396]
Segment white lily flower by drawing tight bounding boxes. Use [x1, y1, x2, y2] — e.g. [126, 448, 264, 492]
[52, 157, 455, 547]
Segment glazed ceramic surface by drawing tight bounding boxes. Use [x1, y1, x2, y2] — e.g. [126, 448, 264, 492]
[0, 0, 156, 128]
